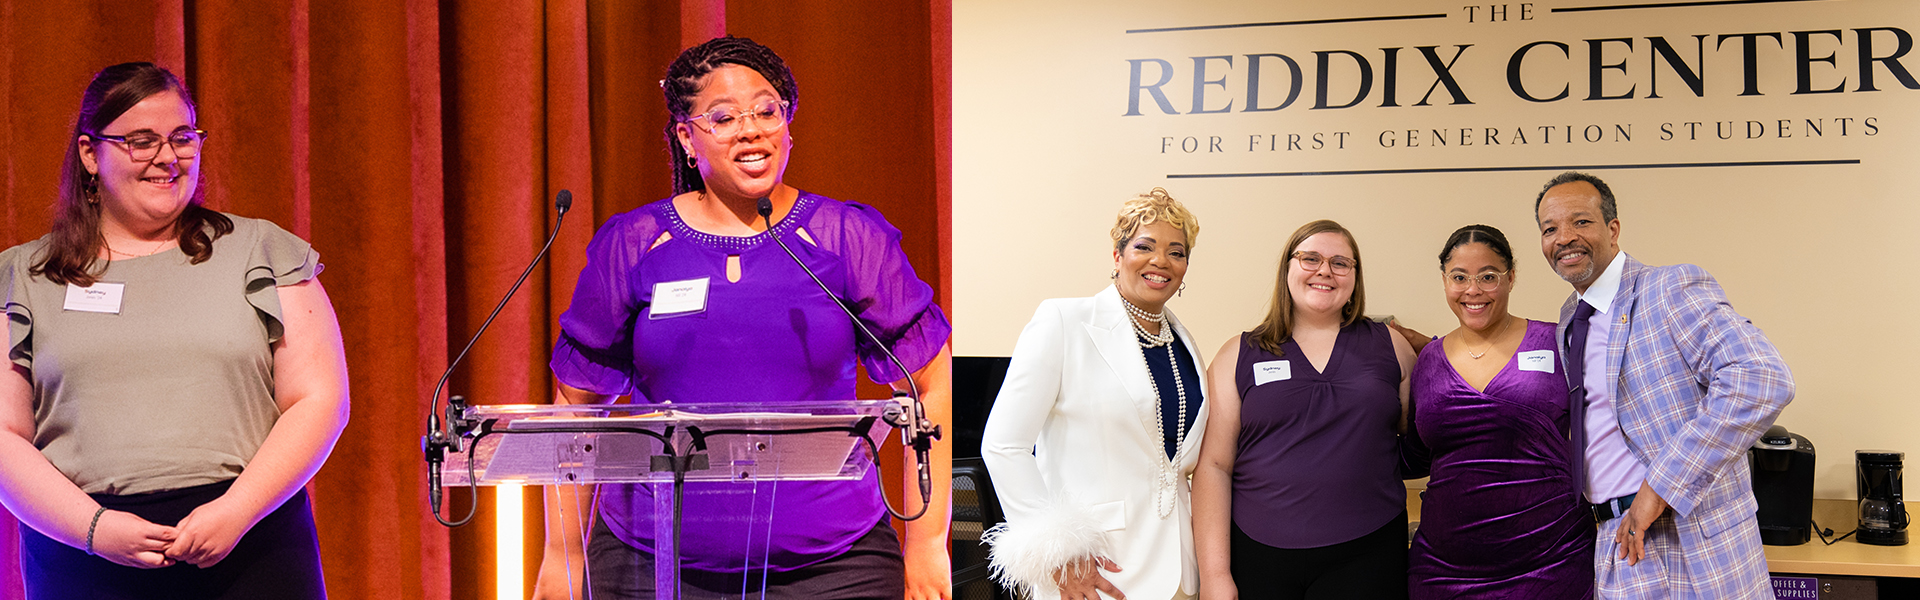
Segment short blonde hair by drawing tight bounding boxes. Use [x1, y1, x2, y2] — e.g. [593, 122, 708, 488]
[1109, 187, 1199, 253]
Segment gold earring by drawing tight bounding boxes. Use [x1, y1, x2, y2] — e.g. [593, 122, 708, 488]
[686, 153, 697, 169]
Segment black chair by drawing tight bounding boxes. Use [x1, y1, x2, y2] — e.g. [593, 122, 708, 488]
[953, 356, 1012, 460]
[951, 457, 1012, 600]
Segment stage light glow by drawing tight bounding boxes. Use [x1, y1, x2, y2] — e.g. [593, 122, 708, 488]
[497, 484, 523, 600]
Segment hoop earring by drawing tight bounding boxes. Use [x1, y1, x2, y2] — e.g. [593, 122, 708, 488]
[686, 153, 698, 169]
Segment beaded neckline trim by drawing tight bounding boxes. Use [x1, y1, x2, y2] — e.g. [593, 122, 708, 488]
[661, 193, 817, 252]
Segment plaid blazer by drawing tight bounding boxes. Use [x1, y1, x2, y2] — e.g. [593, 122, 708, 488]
[1558, 255, 1794, 597]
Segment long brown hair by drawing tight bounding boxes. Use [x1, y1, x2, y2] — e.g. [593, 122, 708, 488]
[34, 62, 231, 286]
[1248, 219, 1366, 356]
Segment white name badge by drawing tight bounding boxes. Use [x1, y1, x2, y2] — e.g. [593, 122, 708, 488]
[64, 282, 125, 314]
[1517, 349, 1556, 373]
[1252, 360, 1292, 385]
[649, 277, 710, 318]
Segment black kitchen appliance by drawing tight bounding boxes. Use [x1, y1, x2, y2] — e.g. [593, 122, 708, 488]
[1856, 450, 1908, 546]
[1750, 425, 1815, 545]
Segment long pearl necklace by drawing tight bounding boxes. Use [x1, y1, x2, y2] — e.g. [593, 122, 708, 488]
[1121, 293, 1189, 518]
[1122, 294, 1176, 348]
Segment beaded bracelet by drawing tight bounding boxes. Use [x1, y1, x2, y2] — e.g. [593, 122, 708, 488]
[84, 506, 107, 556]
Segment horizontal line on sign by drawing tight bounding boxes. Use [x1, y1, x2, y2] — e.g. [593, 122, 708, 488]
[1553, 0, 1823, 14]
[1125, 13, 1446, 34]
[1165, 159, 1861, 179]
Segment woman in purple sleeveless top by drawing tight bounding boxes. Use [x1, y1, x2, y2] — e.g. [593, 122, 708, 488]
[529, 37, 954, 600]
[1400, 225, 1593, 599]
[1192, 220, 1418, 600]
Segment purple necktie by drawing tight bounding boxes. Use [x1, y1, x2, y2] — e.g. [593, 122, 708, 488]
[1565, 300, 1597, 502]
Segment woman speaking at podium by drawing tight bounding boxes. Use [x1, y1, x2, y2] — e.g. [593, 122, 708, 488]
[531, 37, 953, 600]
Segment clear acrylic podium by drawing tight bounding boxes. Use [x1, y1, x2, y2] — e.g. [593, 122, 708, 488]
[441, 399, 896, 599]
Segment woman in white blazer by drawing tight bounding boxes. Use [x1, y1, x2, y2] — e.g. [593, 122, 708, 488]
[983, 188, 1208, 600]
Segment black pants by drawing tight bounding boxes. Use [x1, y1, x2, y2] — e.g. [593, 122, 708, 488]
[20, 480, 327, 600]
[587, 516, 905, 600]
[1230, 511, 1409, 600]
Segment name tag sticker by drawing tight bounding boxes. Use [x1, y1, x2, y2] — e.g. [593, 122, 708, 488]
[1252, 360, 1292, 385]
[63, 282, 125, 314]
[1517, 349, 1556, 373]
[649, 278, 710, 318]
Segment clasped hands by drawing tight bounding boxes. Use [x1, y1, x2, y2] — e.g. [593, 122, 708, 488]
[89, 498, 256, 569]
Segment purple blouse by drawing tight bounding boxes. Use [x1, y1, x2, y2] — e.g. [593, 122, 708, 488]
[1231, 320, 1406, 548]
[1401, 320, 1592, 599]
[550, 191, 950, 572]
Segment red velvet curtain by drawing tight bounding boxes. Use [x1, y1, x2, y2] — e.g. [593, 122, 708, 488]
[0, 1, 949, 598]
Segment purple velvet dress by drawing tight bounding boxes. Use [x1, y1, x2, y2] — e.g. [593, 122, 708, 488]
[1402, 320, 1594, 599]
[550, 191, 950, 573]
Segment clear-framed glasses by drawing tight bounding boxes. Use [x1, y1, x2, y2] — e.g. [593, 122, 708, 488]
[1292, 251, 1357, 275]
[1445, 270, 1510, 292]
[685, 99, 790, 138]
[93, 128, 209, 162]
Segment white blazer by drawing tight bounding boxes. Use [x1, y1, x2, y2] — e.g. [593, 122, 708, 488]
[982, 285, 1209, 600]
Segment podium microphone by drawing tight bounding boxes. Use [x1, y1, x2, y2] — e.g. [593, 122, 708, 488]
[424, 189, 573, 527]
[756, 196, 939, 519]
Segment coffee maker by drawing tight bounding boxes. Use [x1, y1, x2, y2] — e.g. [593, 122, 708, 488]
[1856, 450, 1908, 546]
[1750, 425, 1814, 545]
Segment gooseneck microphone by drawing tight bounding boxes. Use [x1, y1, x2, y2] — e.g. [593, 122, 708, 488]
[424, 189, 573, 528]
[756, 196, 939, 520]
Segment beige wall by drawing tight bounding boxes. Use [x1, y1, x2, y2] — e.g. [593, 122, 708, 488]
[955, 0, 1920, 500]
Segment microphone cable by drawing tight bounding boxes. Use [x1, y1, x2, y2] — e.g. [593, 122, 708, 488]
[425, 190, 573, 528]
[756, 196, 937, 521]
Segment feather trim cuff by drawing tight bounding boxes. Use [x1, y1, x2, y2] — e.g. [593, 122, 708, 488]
[980, 496, 1113, 599]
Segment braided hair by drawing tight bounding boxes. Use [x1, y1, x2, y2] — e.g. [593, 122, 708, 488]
[662, 36, 799, 194]
[1437, 224, 1515, 270]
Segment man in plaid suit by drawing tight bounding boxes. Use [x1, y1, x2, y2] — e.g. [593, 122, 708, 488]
[1534, 172, 1793, 599]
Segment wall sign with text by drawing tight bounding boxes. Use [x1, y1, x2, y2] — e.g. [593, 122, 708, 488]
[956, 0, 1919, 499]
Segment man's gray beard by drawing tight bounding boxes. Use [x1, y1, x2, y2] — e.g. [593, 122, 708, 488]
[1557, 261, 1596, 286]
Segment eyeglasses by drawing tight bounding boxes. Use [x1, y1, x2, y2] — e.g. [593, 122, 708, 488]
[685, 100, 790, 138]
[1445, 270, 1510, 292]
[1292, 251, 1357, 275]
[93, 128, 209, 162]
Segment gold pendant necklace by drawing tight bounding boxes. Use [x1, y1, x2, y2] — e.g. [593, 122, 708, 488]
[106, 238, 173, 258]
[1464, 316, 1512, 359]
